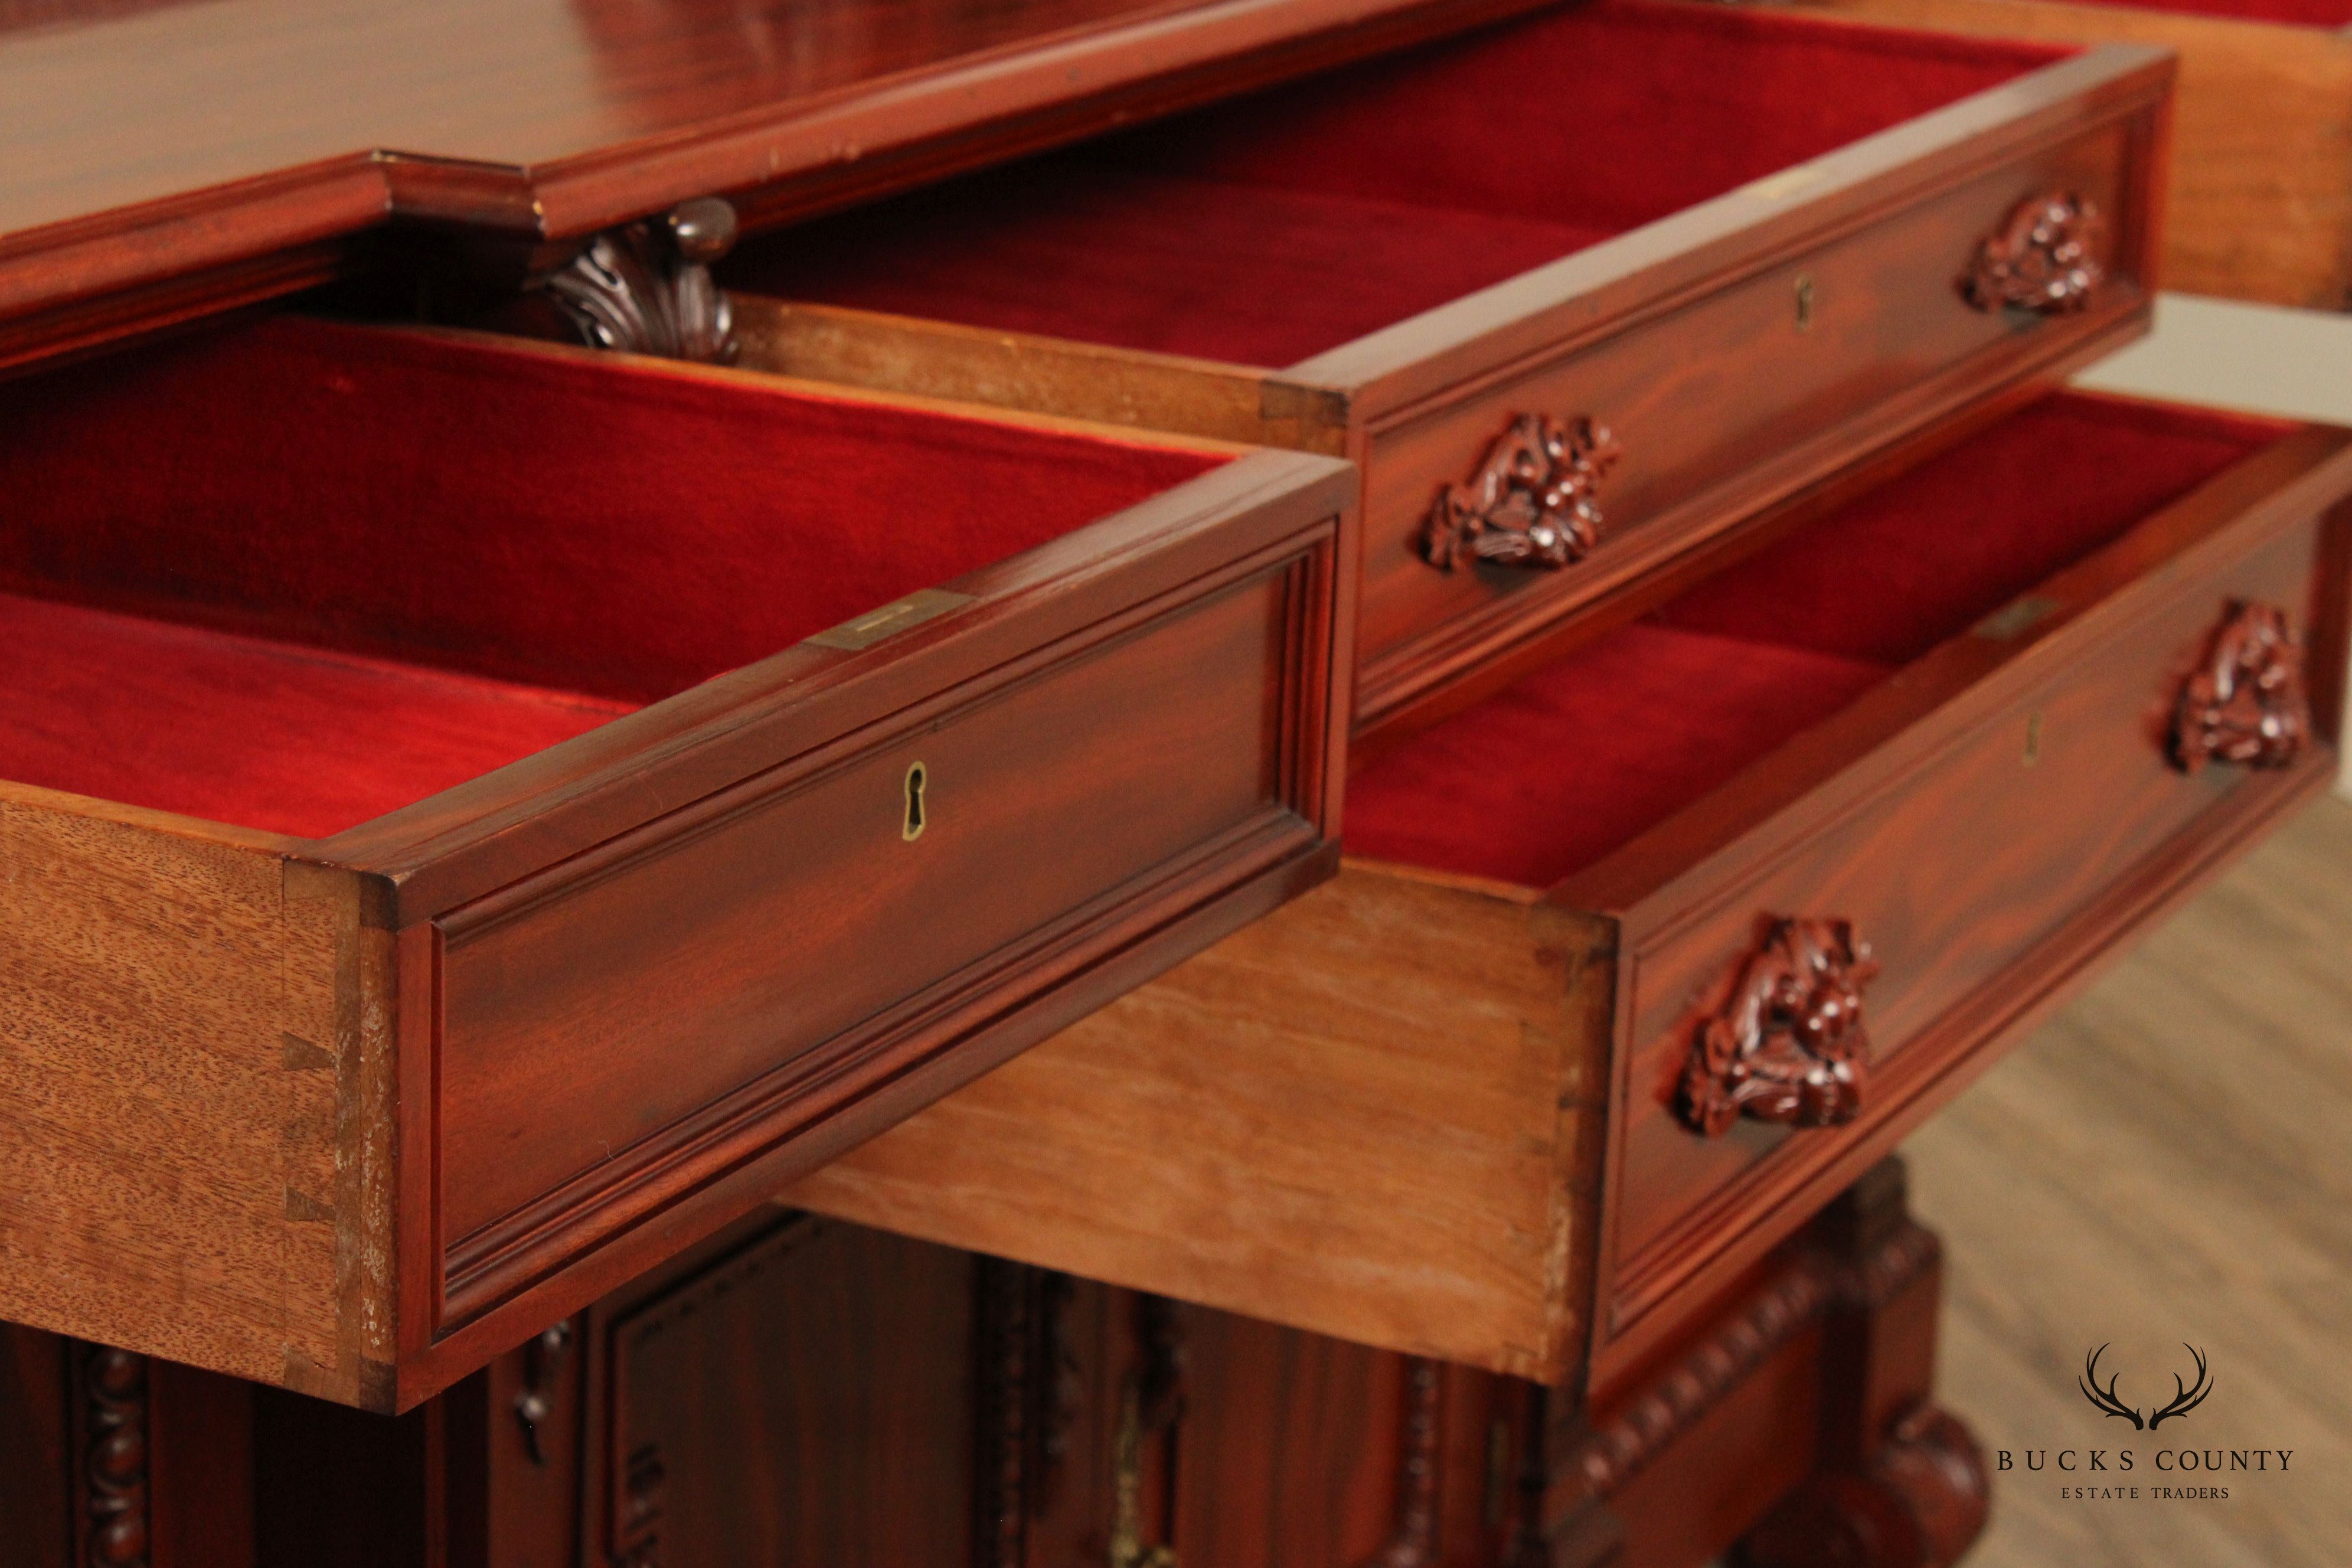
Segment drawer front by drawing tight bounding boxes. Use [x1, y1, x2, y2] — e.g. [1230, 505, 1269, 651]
[1355, 104, 2155, 729]
[1600, 502, 2337, 1342]
[424, 489, 1350, 1340]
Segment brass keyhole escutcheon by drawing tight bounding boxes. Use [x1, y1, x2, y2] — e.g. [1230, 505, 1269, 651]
[902, 762, 929, 841]
[1794, 273, 1816, 334]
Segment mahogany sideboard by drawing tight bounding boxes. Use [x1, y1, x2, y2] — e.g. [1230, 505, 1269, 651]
[1, 0, 2345, 1564]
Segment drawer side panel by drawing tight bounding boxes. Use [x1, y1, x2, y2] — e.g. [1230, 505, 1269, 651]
[0, 799, 382, 1402]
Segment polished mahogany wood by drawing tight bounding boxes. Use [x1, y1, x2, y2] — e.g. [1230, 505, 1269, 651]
[1540, 1161, 1987, 1568]
[731, 11, 2173, 741]
[0, 325, 1356, 1412]
[1784, 0, 2352, 309]
[0, 1180, 1982, 1568]
[0, 0, 1551, 373]
[786, 401, 2352, 1389]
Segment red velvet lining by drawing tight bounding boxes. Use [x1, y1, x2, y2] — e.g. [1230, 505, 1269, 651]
[0, 594, 632, 841]
[0, 316, 1225, 836]
[1344, 396, 2279, 888]
[1654, 396, 2280, 664]
[2060, 0, 2352, 26]
[727, 1, 2067, 367]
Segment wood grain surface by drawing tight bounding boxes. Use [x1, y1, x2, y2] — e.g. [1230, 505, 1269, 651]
[787, 866, 1616, 1382]
[1908, 796, 2352, 1567]
[0, 0, 1547, 371]
[1782, 0, 2352, 309]
[0, 785, 391, 1407]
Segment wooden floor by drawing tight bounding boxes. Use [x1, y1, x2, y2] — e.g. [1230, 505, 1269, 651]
[1905, 794, 2352, 1567]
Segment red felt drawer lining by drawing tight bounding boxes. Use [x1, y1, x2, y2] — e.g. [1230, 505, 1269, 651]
[1344, 395, 2282, 888]
[0, 316, 1226, 837]
[727, 0, 2069, 368]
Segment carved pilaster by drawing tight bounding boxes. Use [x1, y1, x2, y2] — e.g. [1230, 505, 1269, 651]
[72, 1346, 149, 1568]
[1357, 1357, 1444, 1568]
[1559, 1220, 1941, 1504]
[974, 1260, 1081, 1568]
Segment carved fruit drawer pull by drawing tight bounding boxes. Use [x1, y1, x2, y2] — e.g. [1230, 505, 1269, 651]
[1418, 413, 1621, 571]
[1677, 916, 1877, 1138]
[1961, 191, 2104, 315]
[2169, 600, 2311, 773]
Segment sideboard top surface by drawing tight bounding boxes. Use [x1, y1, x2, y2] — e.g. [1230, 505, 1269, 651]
[0, 0, 1540, 370]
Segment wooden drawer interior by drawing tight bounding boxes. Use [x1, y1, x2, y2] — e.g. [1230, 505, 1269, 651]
[0, 313, 1355, 1407]
[788, 390, 2350, 1382]
[724, 1, 2067, 374]
[0, 316, 1249, 838]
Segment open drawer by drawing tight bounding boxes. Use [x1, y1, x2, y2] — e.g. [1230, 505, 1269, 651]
[721, 0, 2171, 739]
[0, 315, 1355, 1410]
[786, 390, 2352, 1387]
[1782, 0, 2352, 309]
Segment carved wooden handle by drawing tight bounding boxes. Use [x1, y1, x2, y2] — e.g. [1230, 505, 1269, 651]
[1961, 191, 2105, 315]
[1677, 916, 1877, 1138]
[1417, 413, 1621, 571]
[2169, 600, 2311, 774]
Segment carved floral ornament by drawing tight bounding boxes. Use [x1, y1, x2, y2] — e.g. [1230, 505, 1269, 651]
[1961, 190, 2105, 316]
[531, 196, 741, 364]
[1677, 916, 1877, 1138]
[2168, 600, 2310, 775]
[1417, 412, 1622, 571]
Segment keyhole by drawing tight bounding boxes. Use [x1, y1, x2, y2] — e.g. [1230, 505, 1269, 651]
[2023, 711, 2043, 769]
[1794, 273, 1816, 334]
[902, 762, 929, 841]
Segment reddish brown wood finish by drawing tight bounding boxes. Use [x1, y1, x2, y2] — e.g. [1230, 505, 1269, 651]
[0, 324, 1357, 1412]
[1588, 427, 2352, 1378]
[786, 397, 2352, 1394]
[0, 0, 1556, 373]
[1538, 1162, 1984, 1568]
[1338, 56, 2167, 740]
[731, 17, 2173, 743]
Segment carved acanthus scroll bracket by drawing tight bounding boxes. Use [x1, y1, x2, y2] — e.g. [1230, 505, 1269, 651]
[2168, 600, 2311, 774]
[1418, 414, 1621, 571]
[528, 197, 741, 364]
[1676, 916, 1877, 1138]
[1961, 191, 2105, 315]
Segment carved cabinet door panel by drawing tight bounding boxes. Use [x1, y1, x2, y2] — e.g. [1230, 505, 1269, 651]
[586, 1215, 982, 1568]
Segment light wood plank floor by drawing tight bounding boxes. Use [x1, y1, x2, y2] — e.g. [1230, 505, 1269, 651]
[1906, 795, 2352, 1567]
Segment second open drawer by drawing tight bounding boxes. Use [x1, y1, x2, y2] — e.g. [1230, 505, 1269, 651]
[788, 389, 2352, 1387]
[723, 0, 2170, 740]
